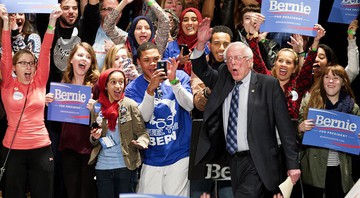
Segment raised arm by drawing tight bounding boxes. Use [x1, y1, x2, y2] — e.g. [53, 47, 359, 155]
[103, 0, 132, 44]
[149, 0, 170, 55]
[248, 37, 271, 75]
[0, 4, 11, 88]
[191, 18, 218, 89]
[294, 25, 326, 97]
[345, 20, 359, 82]
[37, 5, 62, 85]
[288, 34, 304, 68]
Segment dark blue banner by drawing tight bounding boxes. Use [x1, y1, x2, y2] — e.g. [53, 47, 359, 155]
[303, 108, 360, 155]
[47, 82, 91, 125]
[328, 0, 360, 24]
[260, 0, 320, 36]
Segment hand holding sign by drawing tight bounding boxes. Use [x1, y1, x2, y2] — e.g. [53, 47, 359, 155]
[50, 4, 62, 20]
[348, 20, 358, 40]
[313, 24, 326, 42]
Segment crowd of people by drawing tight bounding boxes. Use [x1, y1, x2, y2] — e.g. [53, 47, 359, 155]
[0, 0, 359, 198]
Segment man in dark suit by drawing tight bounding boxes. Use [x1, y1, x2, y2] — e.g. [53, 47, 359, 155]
[190, 18, 301, 197]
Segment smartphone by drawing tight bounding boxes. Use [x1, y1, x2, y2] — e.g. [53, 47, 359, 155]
[179, 44, 189, 56]
[157, 60, 167, 75]
[90, 121, 100, 129]
[121, 58, 132, 69]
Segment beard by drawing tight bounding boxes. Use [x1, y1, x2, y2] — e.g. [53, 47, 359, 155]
[59, 15, 78, 27]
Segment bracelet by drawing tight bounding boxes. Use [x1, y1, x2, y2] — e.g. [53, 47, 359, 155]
[147, 0, 155, 6]
[297, 51, 306, 57]
[170, 78, 180, 85]
[260, 39, 267, 44]
[347, 29, 356, 35]
[310, 47, 317, 52]
[47, 25, 55, 30]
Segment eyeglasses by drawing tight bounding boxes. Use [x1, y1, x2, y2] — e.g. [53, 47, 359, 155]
[16, 61, 36, 68]
[224, 55, 251, 63]
[100, 7, 114, 12]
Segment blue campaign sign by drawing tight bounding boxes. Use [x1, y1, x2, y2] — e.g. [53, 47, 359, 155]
[303, 108, 360, 155]
[47, 82, 91, 125]
[0, 0, 57, 13]
[328, 0, 360, 24]
[260, 0, 320, 37]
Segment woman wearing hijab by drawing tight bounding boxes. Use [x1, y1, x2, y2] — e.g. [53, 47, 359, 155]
[88, 68, 149, 197]
[163, 7, 210, 75]
[103, 0, 170, 61]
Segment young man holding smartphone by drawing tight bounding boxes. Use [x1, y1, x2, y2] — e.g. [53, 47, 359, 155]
[125, 42, 193, 196]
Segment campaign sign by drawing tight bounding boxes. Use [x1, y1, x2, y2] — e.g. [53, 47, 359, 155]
[328, 0, 360, 24]
[303, 108, 360, 155]
[0, 0, 57, 13]
[47, 82, 91, 125]
[260, 0, 320, 37]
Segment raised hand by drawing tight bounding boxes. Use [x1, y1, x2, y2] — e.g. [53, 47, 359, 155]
[313, 24, 326, 41]
[287, 34, 304, 53]
[123, 64, 139, 81]
[0, 4, 8, 22]
[348, 19, 358, 39]
[251, 13, 265, 33]
[146, 67, 167, 95]
[9, 16, 18, 31]
[197, 17, 212, 45]
[50, 4, 63, 20]
[167, 57, 179, 81]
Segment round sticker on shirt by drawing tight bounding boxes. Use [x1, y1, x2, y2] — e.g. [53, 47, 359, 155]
[291, 90, 299, 101]
[13, 91, 24, 100]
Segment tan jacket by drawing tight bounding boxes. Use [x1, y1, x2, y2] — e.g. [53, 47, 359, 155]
[88, 97, 149, 170]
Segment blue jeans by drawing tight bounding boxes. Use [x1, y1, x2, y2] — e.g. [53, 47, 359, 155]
[95, 168, 137, 198]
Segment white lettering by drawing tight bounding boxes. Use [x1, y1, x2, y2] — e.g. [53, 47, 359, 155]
[54, 89, 86, 103]
[315, 115, 357, 132]
[342, 0, 360, 5]
[269, 0, 311, 15]
[149, 131, 177, 146]
[205, 164, 231, 179]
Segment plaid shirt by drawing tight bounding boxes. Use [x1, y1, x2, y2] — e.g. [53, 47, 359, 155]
[249, 38, 316, 119]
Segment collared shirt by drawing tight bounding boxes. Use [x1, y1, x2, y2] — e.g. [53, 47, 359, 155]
[222, 71, 251, 152]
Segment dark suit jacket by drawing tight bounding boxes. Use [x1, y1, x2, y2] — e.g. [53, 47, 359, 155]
[191, 52, 299, 191]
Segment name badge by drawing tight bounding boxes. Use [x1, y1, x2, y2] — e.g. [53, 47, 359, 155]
[13, 91, 24, 100]
[99, 136, 116, 148]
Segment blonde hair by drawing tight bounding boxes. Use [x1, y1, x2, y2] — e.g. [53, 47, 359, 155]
[62, 42, 99, 86]
[271, 48, 299, 78]
[101, 44, 132, 73]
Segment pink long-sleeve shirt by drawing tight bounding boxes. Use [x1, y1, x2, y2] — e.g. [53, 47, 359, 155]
[1, 30, 54, 149]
